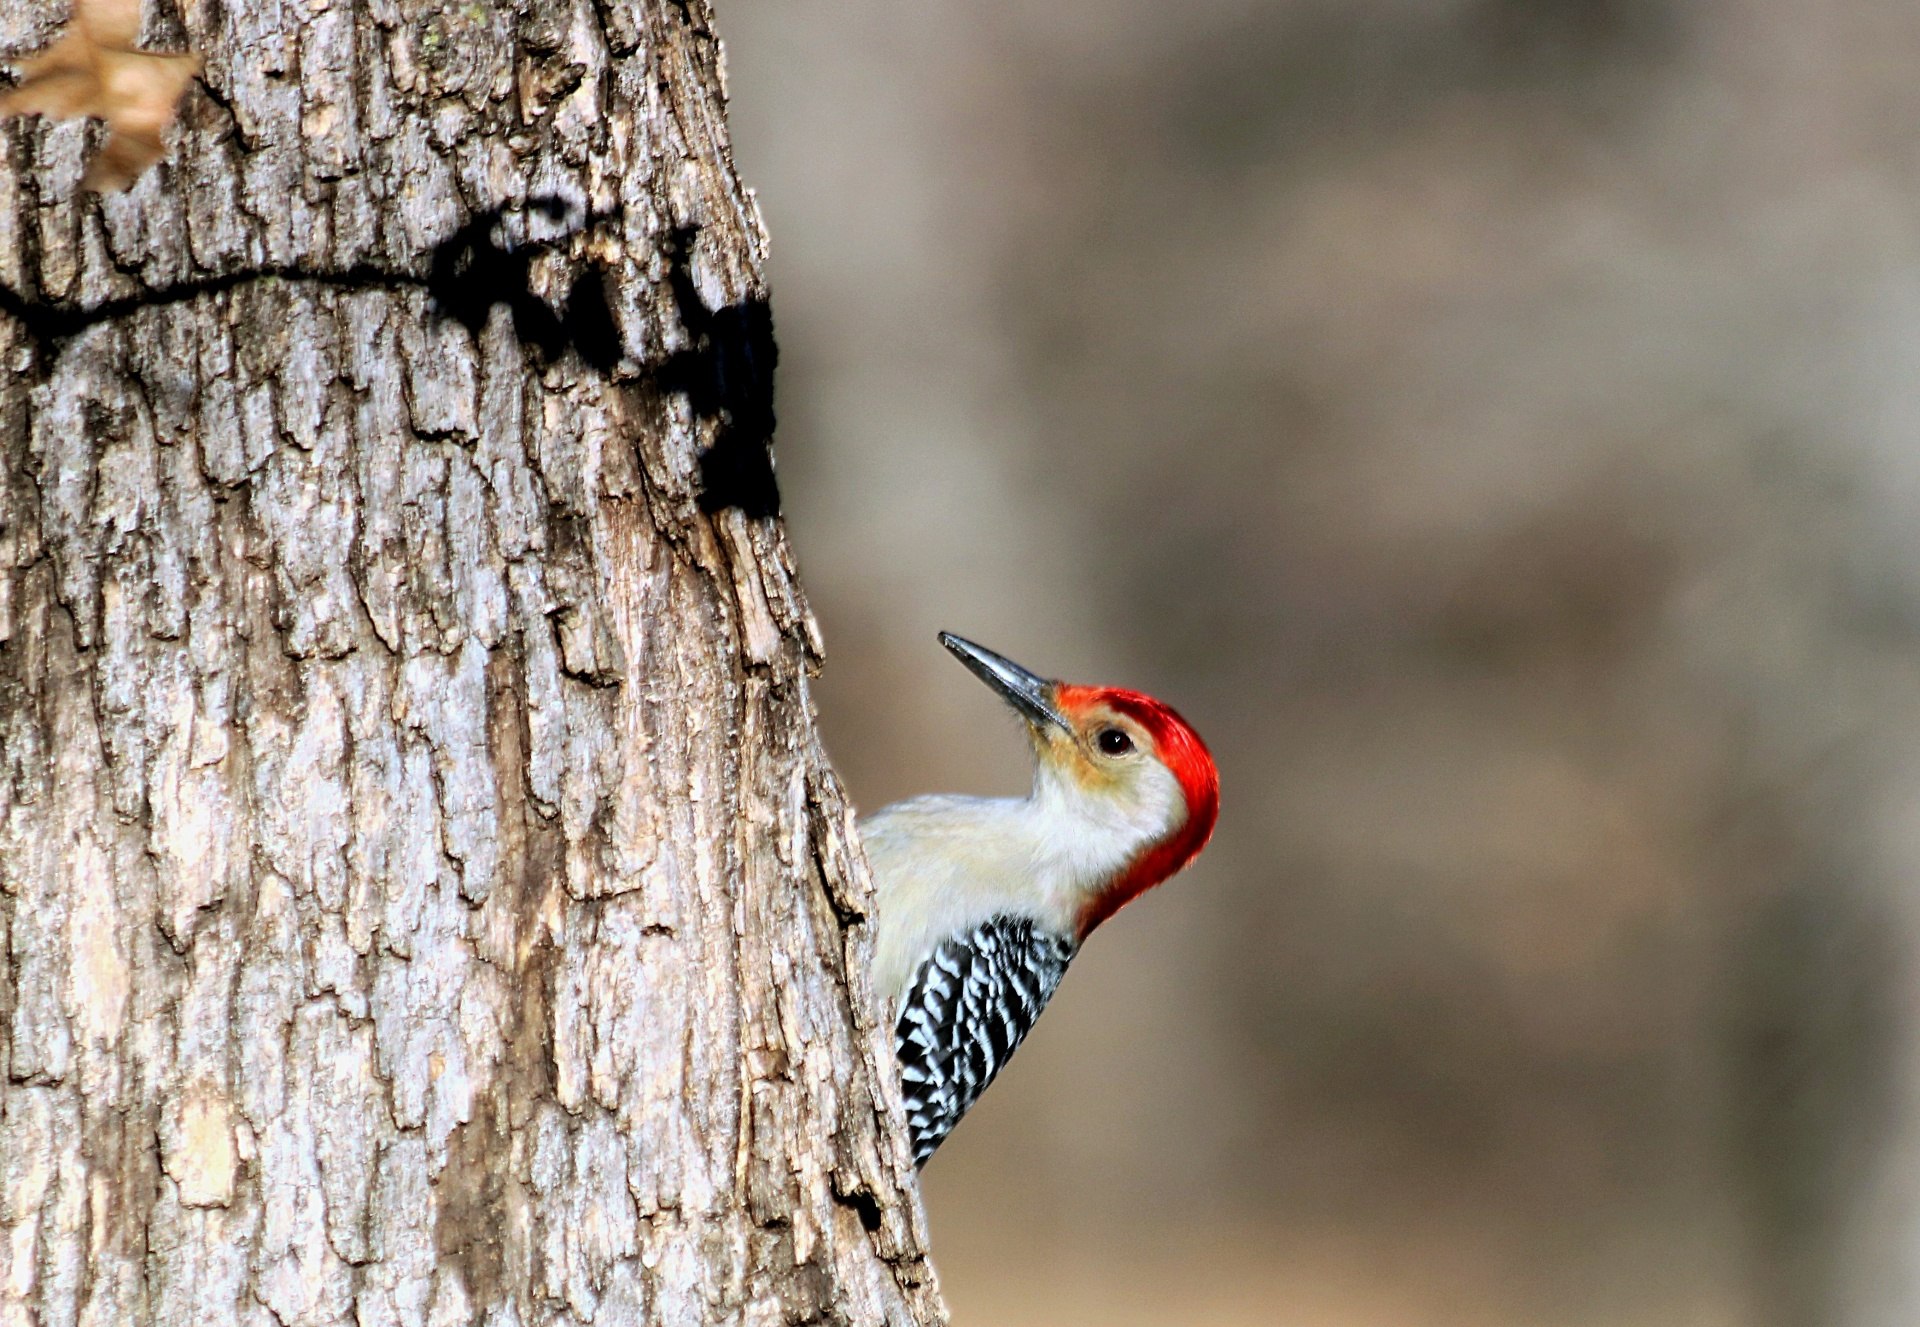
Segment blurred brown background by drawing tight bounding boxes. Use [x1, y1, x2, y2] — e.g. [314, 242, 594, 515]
[720, 2, 1920, 1323]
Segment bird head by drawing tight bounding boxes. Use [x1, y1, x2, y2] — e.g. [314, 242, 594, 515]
[939, 632, 1220, 939]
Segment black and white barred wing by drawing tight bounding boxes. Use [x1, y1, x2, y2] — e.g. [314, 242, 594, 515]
[893, 916, 1077, 1165]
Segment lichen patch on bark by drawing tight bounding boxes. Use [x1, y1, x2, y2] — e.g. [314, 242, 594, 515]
[163, 1085, 237, 1208]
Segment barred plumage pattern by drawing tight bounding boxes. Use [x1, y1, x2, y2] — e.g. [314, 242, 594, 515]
[893, 916, 1078, 1165]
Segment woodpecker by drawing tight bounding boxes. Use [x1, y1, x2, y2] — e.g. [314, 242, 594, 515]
[863, 632, 1219, 1165]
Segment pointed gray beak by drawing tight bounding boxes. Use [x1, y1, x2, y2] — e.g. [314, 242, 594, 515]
[939, 632, 1073, 734]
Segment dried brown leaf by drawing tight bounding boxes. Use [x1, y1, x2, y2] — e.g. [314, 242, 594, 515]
[0, 0, 199, 191]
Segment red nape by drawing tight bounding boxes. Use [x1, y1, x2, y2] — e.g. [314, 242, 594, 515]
[1057, 685, 1220, 939]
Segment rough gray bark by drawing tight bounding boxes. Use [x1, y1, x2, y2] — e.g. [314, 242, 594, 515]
[0, 2, 944, 1324]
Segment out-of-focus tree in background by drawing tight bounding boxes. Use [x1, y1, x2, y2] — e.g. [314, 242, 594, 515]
[724, 2, 1920, 1324]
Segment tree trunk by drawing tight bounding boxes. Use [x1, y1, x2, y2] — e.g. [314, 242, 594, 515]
[0, 2, 944, 1324]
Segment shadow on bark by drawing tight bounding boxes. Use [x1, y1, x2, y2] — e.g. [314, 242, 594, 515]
[0, 197, 780, 517]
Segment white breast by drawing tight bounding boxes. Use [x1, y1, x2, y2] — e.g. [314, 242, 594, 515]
[861, 765, 1185, 1017]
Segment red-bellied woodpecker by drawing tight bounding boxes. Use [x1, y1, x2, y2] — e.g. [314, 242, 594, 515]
[863, 632, 1220, 1165]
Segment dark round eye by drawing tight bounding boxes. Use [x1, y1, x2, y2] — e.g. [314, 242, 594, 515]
[1097, 727, 1134, 756]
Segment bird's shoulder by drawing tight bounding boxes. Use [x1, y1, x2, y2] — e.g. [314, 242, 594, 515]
[859, 793, 1028, 839]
